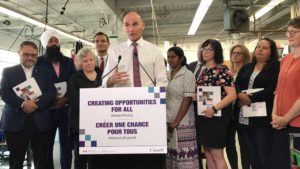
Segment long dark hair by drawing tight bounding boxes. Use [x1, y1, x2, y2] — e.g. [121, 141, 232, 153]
[167, 46, 187, 66]
[252, 37, 279, 70]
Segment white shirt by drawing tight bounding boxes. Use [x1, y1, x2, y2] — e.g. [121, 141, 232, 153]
[98, 55, 108, 67]
[167, 66, 196, 125]
[21, 65, 34, 80]
[102, 37, 168, 87]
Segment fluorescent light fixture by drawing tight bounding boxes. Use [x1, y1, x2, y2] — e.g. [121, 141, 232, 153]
[250, 0, 285, 22]
[0, 6, 94, 46]
[187, 0, 213, 35]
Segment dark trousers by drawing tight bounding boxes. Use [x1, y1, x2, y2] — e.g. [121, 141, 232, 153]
[226, 119, 250, 169]
[5, 115, 50, 169]
[193, 101, 204, 169]
[241, 126, 273, 169]
[47, 107, 73, 169]
[92, 154, 166, 169]
[72, 133, 88, 169]
[271, 127, 300, 169]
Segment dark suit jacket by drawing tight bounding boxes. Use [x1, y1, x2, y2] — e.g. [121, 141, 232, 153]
[234, 61, 280, 127]
[0, 64, 56, 132]
[188, 61, 198, 73]
[36, 55, 76, 96]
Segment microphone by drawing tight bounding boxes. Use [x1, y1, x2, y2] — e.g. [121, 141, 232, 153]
[134, 52, 156, 86]
[101, 55, 122, 79]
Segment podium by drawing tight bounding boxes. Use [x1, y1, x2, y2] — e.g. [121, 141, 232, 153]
[79, 87, 167, 155]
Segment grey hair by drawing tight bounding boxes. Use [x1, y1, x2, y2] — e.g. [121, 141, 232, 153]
[75, 47, 97, 70]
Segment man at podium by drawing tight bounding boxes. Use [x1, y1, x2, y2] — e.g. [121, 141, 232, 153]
[101, 11, 168, 169]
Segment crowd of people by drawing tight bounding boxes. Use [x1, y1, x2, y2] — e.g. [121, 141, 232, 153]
[0, 11, 300, 169]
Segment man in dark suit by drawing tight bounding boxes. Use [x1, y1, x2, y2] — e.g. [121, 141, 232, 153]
[0, 41, 56, 169]
[37, 29, 76, 169]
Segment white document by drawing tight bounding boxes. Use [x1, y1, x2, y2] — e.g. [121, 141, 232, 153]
[54, 82, 67, 97]
[197, 86, 221, 117]
[167, 128, 178, 149]
[13, 77, 42, 100]
[242, 102, 267, 117]
[242, 88, 264, 94]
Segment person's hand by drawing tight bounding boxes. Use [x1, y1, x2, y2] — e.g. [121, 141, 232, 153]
[52, 97, 67, 109]
[202, 108, 214, 118]
[238, 93, 251, 106]
[22, 100, 38, 113]
[107, 70, 129, 85]
[271, 114, 288, 130]
[167, 122, 178, 133]
[192, 93, 197, 101]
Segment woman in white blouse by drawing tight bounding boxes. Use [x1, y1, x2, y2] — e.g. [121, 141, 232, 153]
[166, 46, 199, 169]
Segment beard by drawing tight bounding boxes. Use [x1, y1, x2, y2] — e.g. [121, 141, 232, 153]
[45, 46, 63, 63]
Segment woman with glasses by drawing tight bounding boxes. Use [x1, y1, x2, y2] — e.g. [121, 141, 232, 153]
[196, 39, 236, 169]
[226, 44, 251, 169]
[235, 38, 280, 169]
[271, 16, 300, 169]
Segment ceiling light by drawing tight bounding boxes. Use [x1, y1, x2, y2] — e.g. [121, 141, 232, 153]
[0, 5, 94, 46]
[187, 0, 213, 35]
[250, 0, 285, 22]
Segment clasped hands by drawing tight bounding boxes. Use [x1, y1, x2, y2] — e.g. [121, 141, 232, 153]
[23, 99, 38, 113]
[271, 114, 288, 130]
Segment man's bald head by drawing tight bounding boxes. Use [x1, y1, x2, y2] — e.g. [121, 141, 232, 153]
[123, 12, 145, 42]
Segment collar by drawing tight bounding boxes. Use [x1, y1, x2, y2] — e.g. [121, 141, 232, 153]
[98, 55, 108, 60]
[126, 37, 144, 47]
[168, 66, 187, 79]
[21, 64, 34, 71]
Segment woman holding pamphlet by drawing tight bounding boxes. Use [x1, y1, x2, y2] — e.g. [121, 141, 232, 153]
[226, 44, 251, 169]
[166, 46, 199, 169]
[271, 16, 300, 169]
[234, 38, 280, 169]
[68, 48, 102, 169]
[195, 39, 236, 169]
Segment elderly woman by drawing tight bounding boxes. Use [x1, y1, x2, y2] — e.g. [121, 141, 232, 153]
[226, 44, 251, 169]
[271, 16, 300, 169]
[166, 46, 198, 169]
[196, 39, 236, 169]
[235, 38, 280, 169]
[68, 47, 102, 169]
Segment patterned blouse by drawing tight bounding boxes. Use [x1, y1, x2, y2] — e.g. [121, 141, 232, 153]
[196, 64, 234, 98]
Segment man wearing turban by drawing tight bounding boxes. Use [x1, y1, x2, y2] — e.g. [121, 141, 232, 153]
[37, 29, 75, 169]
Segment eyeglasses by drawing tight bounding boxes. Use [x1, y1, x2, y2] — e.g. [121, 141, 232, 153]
[232, 52, 243, 56]
[200, 48, 214, 53]
[286, 30, 300, 37]
[23, 53, 37, 58]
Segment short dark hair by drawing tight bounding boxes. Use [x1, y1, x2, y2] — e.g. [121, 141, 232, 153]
[252, 37, 279, 70]
[288, 16, 300, 29]
[167, 46, 187, 66]
[20, 41, 38, 50]
[93, 32, 109, 43]
[200, 39, 224, 64]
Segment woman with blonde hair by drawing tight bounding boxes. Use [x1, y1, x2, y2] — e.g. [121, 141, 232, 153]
[68, 47, 102, 169]
[226, 44, 251, 169]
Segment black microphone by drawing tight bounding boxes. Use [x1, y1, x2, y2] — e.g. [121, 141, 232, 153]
[101, 55, 122, 79]
[134, 52, 156, 86]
